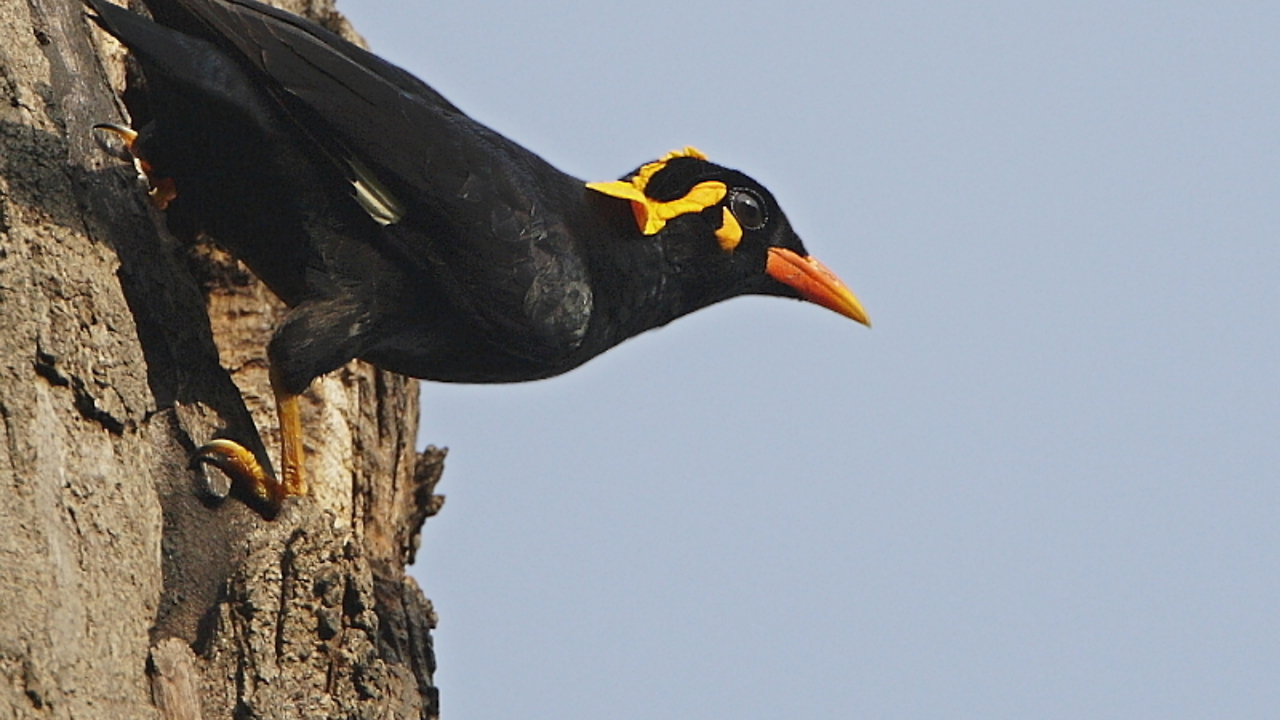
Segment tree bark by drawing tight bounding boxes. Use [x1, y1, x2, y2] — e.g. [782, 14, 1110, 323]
[0, 0, 444, 717]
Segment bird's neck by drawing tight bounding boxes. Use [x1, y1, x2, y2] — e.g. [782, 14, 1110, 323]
[588, 231, 733, 348]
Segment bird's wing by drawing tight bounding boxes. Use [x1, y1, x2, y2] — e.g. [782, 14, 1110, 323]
[140, 0, 595, 357]
[143, 0, 514, 205]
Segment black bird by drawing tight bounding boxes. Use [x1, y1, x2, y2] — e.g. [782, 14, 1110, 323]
[85, 0, 870, 515]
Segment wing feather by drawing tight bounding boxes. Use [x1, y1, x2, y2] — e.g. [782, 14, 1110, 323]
[141, 0, 594, 355]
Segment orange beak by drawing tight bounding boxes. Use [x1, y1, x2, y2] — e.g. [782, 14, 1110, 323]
[766, 247, 871, 326]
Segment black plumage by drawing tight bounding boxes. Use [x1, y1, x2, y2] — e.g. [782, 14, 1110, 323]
[85, 0, 869, 513]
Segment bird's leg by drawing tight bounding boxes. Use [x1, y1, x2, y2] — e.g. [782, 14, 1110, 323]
[93, 123, 178, 209]
[273, 366, 307, 498]
[192, 296, 372, 517]
[262, 296, 378, 502]
[191, 368, 306, 517]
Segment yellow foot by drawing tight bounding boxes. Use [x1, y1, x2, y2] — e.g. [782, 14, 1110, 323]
[92, 122, 178, 209]
[192, 438, 300, 518]
[188, 378, 307, 519]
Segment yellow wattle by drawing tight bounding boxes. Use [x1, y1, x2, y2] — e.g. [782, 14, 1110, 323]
[586, 147, 729, 240]
[715, 207, 743, 251]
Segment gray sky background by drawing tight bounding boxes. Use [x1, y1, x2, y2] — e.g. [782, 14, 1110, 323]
[338, 1, 1278, 718]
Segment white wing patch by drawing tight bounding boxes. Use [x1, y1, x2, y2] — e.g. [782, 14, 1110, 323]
[347, 157, 405, 226]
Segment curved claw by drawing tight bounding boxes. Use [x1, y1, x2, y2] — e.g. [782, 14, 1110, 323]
[189, 387, 307, 519]
[192, 438, 288, 516]
[92, 122, 178, 209]
[93, 122, 140, 159]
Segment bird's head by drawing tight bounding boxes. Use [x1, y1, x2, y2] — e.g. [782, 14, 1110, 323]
[587, 147, 870, 327]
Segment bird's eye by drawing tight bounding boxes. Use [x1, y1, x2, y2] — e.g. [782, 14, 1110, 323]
[729, 188, 767, 230]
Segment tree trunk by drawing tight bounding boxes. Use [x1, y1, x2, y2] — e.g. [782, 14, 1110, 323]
[0, 0, 444, 717]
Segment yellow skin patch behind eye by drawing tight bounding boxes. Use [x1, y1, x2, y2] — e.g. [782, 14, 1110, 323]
[588, 147, 739, 250]
[715, 207, 743, 252]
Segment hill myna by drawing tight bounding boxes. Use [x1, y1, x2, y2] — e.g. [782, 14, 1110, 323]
[84, 0, 870, 516]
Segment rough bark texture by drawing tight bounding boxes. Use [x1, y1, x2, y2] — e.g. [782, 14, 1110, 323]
[0, 0, 445, 717]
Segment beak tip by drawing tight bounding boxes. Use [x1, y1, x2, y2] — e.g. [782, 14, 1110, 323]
[846, 306, 872, 328]
[766, 247, 870, 328]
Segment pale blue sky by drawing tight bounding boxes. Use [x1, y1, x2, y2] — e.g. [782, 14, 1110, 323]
[338, 1, 1279, 717]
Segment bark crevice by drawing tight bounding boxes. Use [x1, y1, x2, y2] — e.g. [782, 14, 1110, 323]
[0, 0, 442, 717]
